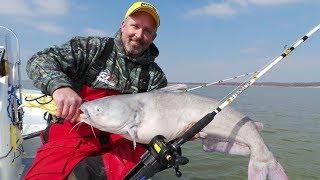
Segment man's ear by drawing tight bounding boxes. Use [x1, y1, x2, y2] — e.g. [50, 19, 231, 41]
[120, 21, 125, 32]
[152, 32, 157, 41]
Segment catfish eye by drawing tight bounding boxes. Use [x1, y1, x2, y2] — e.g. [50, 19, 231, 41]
[95, 107, 102, 112]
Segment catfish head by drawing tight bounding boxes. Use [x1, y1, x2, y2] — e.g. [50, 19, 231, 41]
[79, 95, 143, 147]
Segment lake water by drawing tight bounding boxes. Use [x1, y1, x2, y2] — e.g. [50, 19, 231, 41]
[21, 82, 320, 179]
[155, 86, 320, 180]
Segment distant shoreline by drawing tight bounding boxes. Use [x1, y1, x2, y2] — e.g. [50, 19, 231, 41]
[169, 82, 320, 88]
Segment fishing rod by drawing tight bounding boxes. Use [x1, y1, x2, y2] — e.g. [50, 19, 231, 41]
[186, 71, 258, 92]
[125, 23, 320, 179]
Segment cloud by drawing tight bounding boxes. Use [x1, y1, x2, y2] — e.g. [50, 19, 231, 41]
[240, 47, 260, 54]
[245, 0, 300, 6]
[0, 0, 70, 17]
[0, 0, 34, 17]
[85, 28, 108, 36]
[31, 22, 66, 35]
[188, 3, 237, 19]
[231, 0, 249, 7]
[32, 0, 69, 16]
[0, 0, 70, 34]
[188, 0, 303, 19]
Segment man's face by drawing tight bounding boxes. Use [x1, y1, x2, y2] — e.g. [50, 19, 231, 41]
[121, 11, 157, 57]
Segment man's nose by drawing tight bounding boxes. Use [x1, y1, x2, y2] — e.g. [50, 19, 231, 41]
[135, 28, 143, 39]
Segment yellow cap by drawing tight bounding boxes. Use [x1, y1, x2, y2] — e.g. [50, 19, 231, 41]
[125, 2, 160, 27]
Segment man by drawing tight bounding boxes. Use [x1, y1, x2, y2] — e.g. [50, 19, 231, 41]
[25, 2, 167, 180]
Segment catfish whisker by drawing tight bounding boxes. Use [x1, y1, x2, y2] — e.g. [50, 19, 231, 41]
[90, 124, 97, 139]
[69, 121, 84, 134]
[76, 122, 84, 131]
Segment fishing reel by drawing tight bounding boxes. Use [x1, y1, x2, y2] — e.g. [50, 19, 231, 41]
[148, 135, 189, 177]
[125, 135, 189, 179]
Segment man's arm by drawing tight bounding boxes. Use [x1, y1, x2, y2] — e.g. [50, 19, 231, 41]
[26, 36, 108, 120]
[26, 36, 108, 95]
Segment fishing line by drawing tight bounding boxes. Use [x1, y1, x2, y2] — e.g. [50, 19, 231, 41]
[218, 71, 258, 104]
[186, 71, 258, 92]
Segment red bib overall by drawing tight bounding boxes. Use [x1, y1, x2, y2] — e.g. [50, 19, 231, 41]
[24, 86, 147, 180]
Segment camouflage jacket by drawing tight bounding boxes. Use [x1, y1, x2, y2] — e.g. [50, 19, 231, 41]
[26, 31, 167, 95]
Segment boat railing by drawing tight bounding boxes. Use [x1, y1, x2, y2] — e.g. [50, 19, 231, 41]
[0, 25, 23, 125]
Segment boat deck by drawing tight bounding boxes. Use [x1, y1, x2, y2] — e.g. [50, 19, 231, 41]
[21, 136, 42, 178]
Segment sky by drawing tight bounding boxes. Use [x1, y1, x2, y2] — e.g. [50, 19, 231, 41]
[0, 0, 319, 83]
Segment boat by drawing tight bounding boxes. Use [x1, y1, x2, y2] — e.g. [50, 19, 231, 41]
[0, 26, 47, 180]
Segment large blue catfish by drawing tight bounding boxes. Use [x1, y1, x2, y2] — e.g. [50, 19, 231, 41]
[78, 86, 288, 180]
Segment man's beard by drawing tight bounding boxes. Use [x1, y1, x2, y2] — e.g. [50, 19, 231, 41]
[124, 39, 147, 57]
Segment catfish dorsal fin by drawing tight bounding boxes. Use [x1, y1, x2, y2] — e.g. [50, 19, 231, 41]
[159, 84, 188, 92]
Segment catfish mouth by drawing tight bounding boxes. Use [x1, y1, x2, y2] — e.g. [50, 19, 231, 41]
[79, 106, 93, 124]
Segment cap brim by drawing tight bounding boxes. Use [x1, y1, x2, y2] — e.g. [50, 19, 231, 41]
[128, 7, 160, 27]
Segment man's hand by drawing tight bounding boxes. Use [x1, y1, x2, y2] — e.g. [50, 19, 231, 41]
[52, 87, 82, 123]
